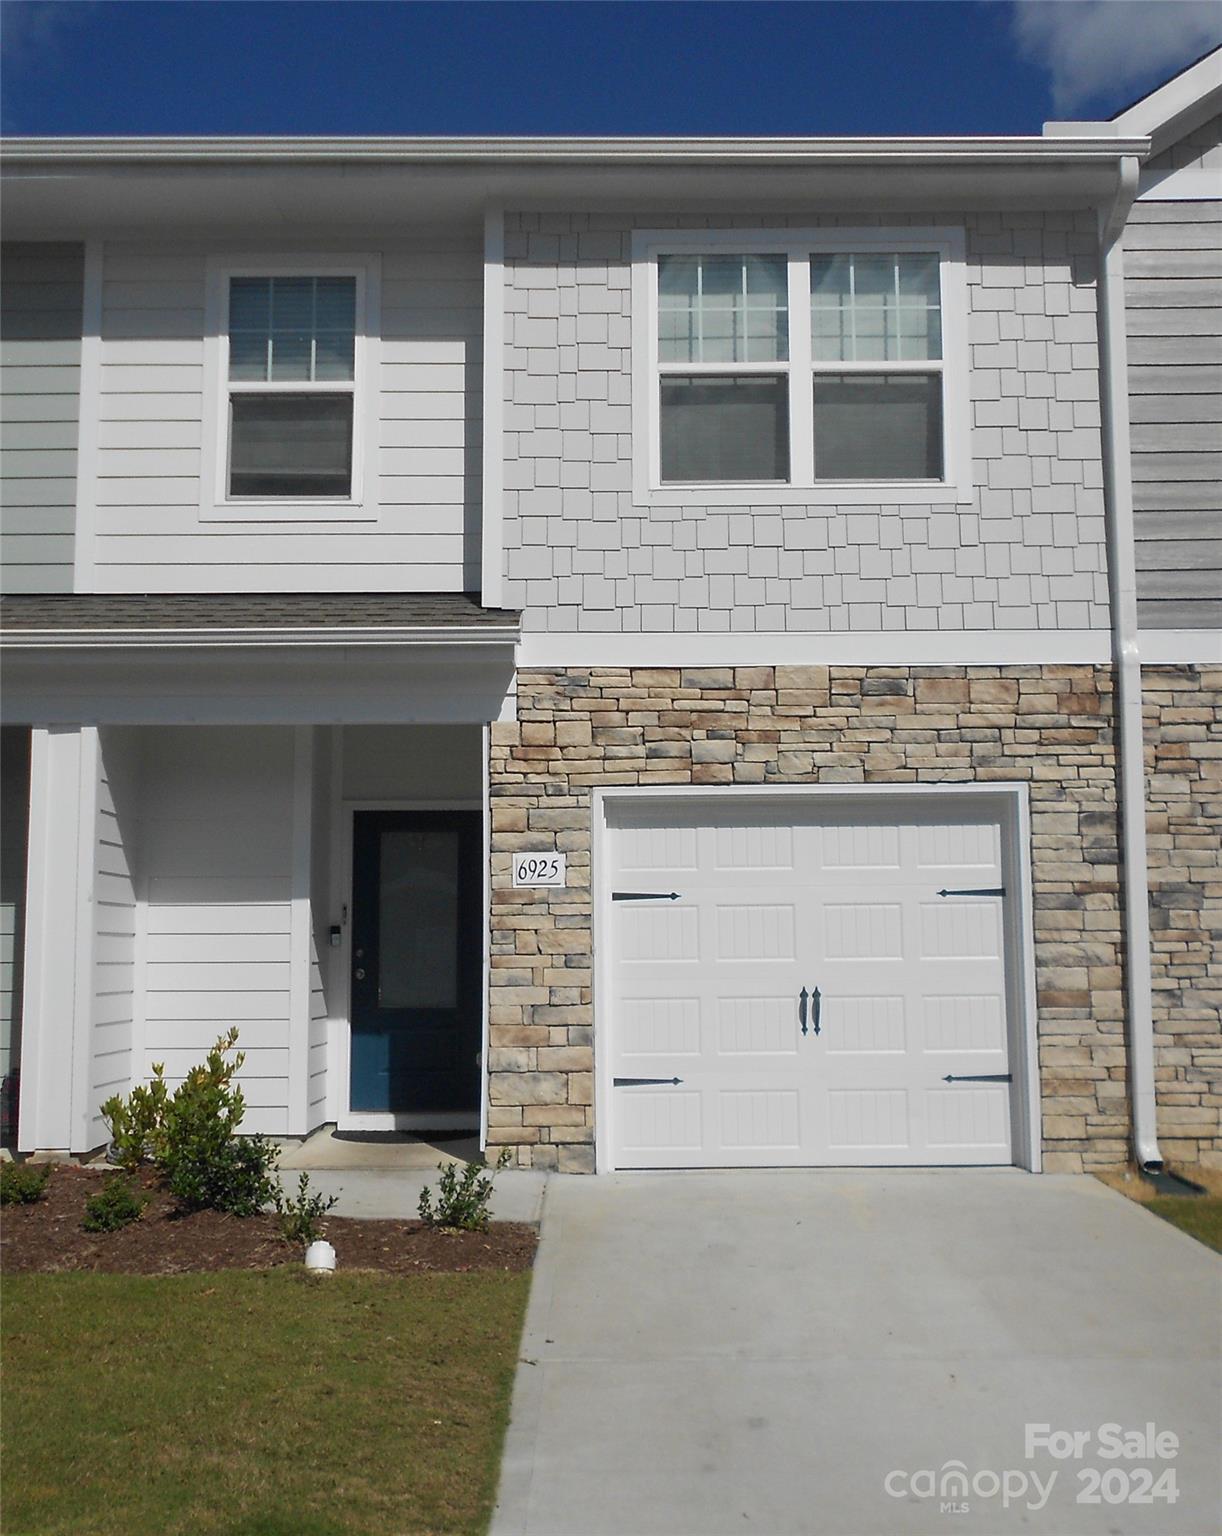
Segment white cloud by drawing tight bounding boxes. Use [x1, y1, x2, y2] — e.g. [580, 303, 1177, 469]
[1012, 0, 1221, 115]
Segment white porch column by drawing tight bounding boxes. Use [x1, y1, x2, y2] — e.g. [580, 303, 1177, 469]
[287, 725, 314, 1136]
[18, 726, 99, 1154]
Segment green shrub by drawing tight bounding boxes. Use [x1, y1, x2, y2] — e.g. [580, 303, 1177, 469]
[100, 1029, 278, 1217]
[417, 1150, 511, 1233]
[82, 1174, 146, 1233]
[273, 1172, 339, 1246]
[101, 1073, 169, 1170]
[0, 1161, 50, 1206]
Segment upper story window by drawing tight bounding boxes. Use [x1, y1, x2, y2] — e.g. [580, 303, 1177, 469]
[227, 276, 356, 498]
[632, 228, 968, 507]
[202, 256, 380, 522]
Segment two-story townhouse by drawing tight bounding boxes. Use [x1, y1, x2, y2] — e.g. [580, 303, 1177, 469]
[1, 51, 1218, 1176]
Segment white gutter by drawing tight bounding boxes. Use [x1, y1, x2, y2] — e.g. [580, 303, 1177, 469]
[1096, 154, 1164, 1173]
[0, 133, 1153, 166]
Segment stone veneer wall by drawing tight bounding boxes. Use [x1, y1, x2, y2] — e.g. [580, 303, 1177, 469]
[1143, 665, 1222, 1168]
[488, 664, 1133, 1173]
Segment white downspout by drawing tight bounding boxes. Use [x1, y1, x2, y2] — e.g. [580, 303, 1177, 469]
[1097, 154, 1164, 1172]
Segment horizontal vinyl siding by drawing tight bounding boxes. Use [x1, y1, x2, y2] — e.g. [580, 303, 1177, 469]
[91, 232, 483, 593]
[0, 243, 83, 592]
[1126, 184, 1222, 631]
[88, 729, 140, 1150]
[140, 728, 295, 1134]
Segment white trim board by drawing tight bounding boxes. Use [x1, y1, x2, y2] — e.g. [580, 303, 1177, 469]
[1137, 630, 1222, 666]
[71, 238, 104, 590]
[481, 208, 506, 610]
[589, 781, 1042, 1176]
[516, 630, 1112, 668]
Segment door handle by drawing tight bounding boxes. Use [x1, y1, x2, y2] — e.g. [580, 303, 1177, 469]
[798, 987, 809, 1037]
[812, 987, 821, 1037]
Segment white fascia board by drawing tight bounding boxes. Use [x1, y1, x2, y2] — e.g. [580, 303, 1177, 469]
[516, 631, 1112, 669]
[0, 134, 1154, 165]
[0, 626, 519, 651]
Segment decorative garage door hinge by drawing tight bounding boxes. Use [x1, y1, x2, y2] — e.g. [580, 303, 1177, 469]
[612, 891, 681, 901]
[936, 887, 1006, 898]
[613, 1077, 684, 1087]
[941, 1073, 1013, 1083]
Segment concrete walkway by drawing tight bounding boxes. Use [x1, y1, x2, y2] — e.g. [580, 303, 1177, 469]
[492, 1171, 1221, 1536]
[277, 1127, 549, 1222]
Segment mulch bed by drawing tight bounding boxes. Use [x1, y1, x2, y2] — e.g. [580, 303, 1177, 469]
[1, 1165, 537, 1276]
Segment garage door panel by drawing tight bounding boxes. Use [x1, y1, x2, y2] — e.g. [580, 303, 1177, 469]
[720, 1089, 802, 1151]
[922, 994, 1006, 1054]
[827, 1088, 911, 1150]
[817, 821, 902, 871]
[618, 903, 699, 963]
[715, 902, 797, 960]
[716, 994, 802, 1055]
[616, 822, 700, 872]
[618, 1089, 703, 1156]
[914, 818, 1002, 871]
[713, 821, 795, 871]
[820, 994, 907, 1054]
[925, 1085, 1010, 1152]
[919, 900, 1003, 960]
[619, 996, 703, 1057]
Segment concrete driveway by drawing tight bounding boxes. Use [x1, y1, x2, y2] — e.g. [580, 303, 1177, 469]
[492, 1171, 1221, 1536]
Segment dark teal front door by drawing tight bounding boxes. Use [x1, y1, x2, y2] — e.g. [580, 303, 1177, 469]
[349, 810, 482, 1116]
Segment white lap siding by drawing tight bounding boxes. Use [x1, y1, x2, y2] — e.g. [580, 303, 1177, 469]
[90, 229, 482, 592]
[140, 728, 295, 1135]
[87, 728, 141, 1148]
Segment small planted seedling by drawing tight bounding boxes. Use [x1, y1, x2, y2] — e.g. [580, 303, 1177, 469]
[273, 1172, 339, 1246]
[82, 1174, 147, 1233]
[418, 1149, 512, 1233]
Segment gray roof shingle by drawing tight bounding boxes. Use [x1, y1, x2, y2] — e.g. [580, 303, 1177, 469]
[0, 592, 520, 633]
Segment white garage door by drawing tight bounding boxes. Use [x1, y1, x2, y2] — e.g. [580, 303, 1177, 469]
[605, 798, 1014, 1169]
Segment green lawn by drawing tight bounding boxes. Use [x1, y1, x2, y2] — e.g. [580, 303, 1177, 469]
[2, 1269, 531, 1536]
[1145, 1196, 1222, 1254]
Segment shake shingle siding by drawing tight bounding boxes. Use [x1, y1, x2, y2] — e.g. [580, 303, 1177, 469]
[500, 210, 1111, 635]
[1127, 115, 1222, 631]
[0, 243, 83, 593]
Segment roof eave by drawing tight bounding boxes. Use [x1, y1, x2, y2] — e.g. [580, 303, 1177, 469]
[0, 133, 1154, 167]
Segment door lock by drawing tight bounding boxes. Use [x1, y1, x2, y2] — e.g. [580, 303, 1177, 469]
[354, 968, 366, 981]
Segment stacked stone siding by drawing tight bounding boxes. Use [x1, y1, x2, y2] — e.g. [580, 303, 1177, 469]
[501, 210, 1110, 634]
[1143, 665, 1222, 1168]
[489, 663, 1135, 1173]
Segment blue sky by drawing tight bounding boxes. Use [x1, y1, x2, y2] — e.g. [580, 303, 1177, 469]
[2, 1, 1219, 137]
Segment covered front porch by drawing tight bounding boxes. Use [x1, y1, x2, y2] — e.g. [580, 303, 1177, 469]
[0, 592, 517, 1156]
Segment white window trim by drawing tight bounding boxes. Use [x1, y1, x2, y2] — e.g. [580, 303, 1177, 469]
[202, 254, 381, 523]
[631, 227, 970, 508]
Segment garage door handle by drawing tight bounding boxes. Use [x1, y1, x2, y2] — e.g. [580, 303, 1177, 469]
[812, 986, 821, 1037]
[798, 987, 808, 1036]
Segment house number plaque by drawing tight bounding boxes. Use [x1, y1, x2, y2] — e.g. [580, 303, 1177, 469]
[512, 852, 566, 888]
